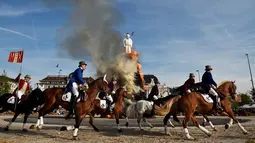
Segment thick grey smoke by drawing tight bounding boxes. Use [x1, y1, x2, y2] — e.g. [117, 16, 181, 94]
[42, 0, 138, 91]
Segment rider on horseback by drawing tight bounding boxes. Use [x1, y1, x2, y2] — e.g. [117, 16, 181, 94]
[13, 73, 31, 103]
[106, 76, 117, 113]
[65, 61, 87, 119]
[201, 65, 223, 111]
[183, 73, 195, 94]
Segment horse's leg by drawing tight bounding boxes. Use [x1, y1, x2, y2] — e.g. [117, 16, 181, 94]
[37, 105, 57, 130]
[123, 114, 129, 127]
[137, 113, 143, 131]
[201, 116, 207, 127]
[22, 112, 30, 132]
[72, 113, 86, 140]
[88, 112, 99, 132]
[191, 116, 211, 136]
[4, 112, 20, 131]
[142, 118, 153, 128]
[163, 112, 172, 135]
[182, 111, 194, 140]
[114, 111, 122, 132]
[224, 107, 248, 134]
[202, 115, 217, 131]
[225, 118, 233, 129]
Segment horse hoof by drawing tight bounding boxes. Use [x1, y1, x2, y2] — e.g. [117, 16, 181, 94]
[207, 133, 212, 137]
[165, 132, 171, 136]
[4, 127, 9, 131]
[29, 125, 35, 129]
[60, 126, 67, 131]
[187, 136, 195, 140]
[22, 129, 28, 132]
[36, 126, 41, 131]
[243, 131, 248, 135]
[202, 123, 206, 127]
[225, 124, 229, 129]
[213, 128, 217, 131]
[150, 126, 154, 129]
[118, 129, 122, 133]
[94, 128, 100, 132]
[125, 122, 129, 127]
[72, 136, 80, 140]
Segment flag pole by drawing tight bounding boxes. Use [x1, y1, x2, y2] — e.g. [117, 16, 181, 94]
[14, 48, 24, 112]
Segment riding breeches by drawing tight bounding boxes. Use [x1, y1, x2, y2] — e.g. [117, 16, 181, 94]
[105, 95, 113, 103]
[209, 88, 218, 96]
[15, 90, 25, 100]
[71, 82, 79, 97]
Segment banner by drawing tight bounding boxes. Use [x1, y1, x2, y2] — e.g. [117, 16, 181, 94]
[8, 51, 24, 63]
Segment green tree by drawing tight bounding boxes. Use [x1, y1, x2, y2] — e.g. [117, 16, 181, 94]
[231, 100, 240, 109]
[0, 82, 11, 95]
[249, 88, 255, 103]
[240, 93, 253, 105]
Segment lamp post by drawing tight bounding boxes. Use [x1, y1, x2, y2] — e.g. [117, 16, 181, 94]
[196, 70, 201, 82]
[245, 54, 255, 91]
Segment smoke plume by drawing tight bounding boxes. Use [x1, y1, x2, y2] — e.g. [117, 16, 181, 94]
[42, 0, 138, 91]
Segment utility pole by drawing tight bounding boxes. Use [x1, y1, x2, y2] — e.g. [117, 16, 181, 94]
[196, 70, 201, 82]
[245, 54, 255, 91]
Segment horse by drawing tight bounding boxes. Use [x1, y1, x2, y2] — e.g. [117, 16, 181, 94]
[69, 75, 111, 140]
[0, 84, 45, 113]
[3, 88, 44, 131]
[29, 75, 110, 132]
[125, 93, 181, 131]
[163, 81, 248, 140]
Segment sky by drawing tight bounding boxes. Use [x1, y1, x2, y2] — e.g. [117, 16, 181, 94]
[0, 0, 255, 93]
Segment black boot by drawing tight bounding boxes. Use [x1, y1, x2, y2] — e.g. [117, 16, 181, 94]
[215, 96, 223, 111]
[65, 96, 77, 120]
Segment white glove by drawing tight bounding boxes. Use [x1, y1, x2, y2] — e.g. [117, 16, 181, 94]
[153, 95, 159, 100]
[212, 85, 217, 89]
[112, 91, 116, 94]
[84, 83, 89, 89]
[186, 89, 191, 93]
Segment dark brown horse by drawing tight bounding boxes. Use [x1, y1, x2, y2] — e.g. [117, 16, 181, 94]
[3, 88, 44, 131]
[29, 75, 110, 132]
[163, 81, 248, 140]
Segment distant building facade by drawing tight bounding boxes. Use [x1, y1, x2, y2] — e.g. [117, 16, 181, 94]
[39, 75, 94, 89]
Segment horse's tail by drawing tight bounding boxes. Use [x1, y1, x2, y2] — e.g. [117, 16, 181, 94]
[0, 93, 11, 108]
[125, 103, 137, 119]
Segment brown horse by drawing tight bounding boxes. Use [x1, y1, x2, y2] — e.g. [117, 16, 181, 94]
[163, 81, 248, 140]
[29, 75, 110, 132]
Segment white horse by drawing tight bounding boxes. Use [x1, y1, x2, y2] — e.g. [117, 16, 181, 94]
[125, 95, 181, 131]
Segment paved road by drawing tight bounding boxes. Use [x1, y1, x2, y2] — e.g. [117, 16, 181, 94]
[3, 115, 251, 128]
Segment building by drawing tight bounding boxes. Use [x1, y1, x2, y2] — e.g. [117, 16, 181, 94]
[39, 75, 94, 89]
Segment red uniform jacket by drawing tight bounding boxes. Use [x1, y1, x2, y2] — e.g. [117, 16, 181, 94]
[183, 78, 195, 92]
[12, 74, 30, 95]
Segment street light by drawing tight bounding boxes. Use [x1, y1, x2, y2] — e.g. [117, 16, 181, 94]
[196, 70, 201, 82]
[245, 54, 255, 90]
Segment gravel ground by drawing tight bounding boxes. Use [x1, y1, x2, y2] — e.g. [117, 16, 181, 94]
[0, 115, 254, 143]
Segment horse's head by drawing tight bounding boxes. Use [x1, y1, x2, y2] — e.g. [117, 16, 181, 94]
[217, 80, 237, 100]
[89, 74, 110, 94]
[150, 84, 159, 96]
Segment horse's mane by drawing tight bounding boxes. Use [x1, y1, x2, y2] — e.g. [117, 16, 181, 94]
[218, 80, 232, 88]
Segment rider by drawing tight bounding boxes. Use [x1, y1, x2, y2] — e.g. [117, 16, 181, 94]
[123, 32, 133, 54]
[13, 73, 31, 103]
[201, 65, 222, 111]
[106, 77, 117, 113]
[182, 73, 195, 94]
[65, 61, 87, 119]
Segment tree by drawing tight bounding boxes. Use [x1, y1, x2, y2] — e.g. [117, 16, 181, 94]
[239, 93, 253, 106]
[249, 88, 255, 103]
[0, 82, 11, 95]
